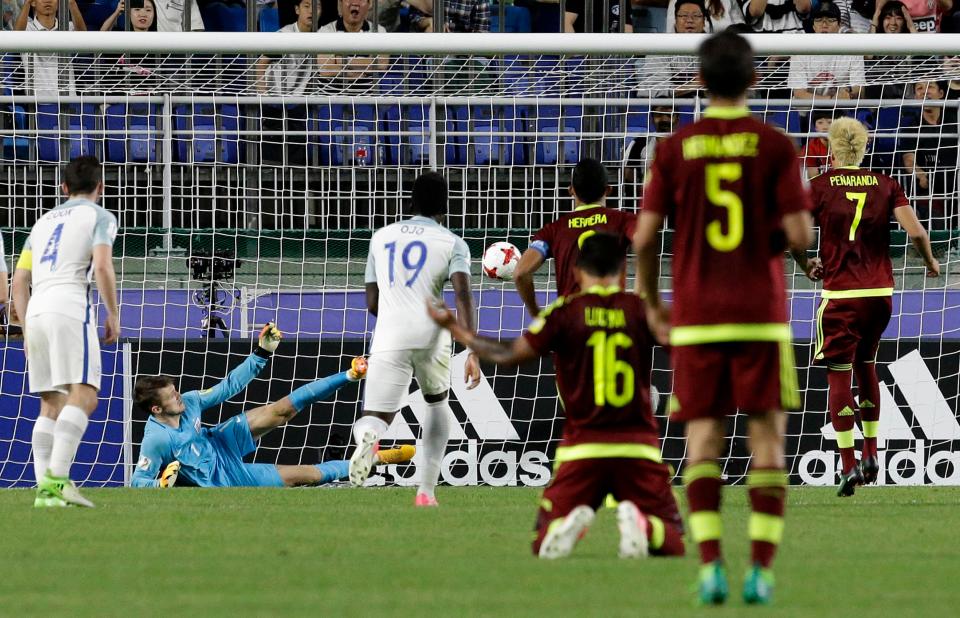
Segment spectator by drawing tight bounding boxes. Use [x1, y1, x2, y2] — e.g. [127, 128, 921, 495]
[14, 0, 86, 97]
[900, 80, 959, 228]
[899, 0, 952, 32]
[799, 109, 834, 179]
[319, 0, 386, 31]
[672, 0, 710, 31]
[863, 1, 917, 100]
[870, 0, 917, 31]
[101, 0, 157, 31]
[667, 0, 745, 31]
[565, 0, 634, 32]
[407, 0, 490, 32]
[153, 0, 203, 31]
[316, 0, 388, 80]
[623, 105, 676, 187]
[788, 2, 864, 101]
[741, 0, 811, 32]
[254, 0, 316, 165]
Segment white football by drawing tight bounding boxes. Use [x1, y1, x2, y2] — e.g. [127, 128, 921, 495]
[482, 241, 521, 280]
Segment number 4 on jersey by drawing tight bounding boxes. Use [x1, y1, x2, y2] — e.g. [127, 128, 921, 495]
[39, 223, 65, 271]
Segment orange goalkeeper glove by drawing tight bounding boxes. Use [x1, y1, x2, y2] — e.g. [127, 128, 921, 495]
[159, 461, 181, 488]
[255, 321, 282, 357]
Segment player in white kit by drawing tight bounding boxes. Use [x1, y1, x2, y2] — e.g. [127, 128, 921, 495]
[349, 171, 481, 506]
[11, 156, 120, 508]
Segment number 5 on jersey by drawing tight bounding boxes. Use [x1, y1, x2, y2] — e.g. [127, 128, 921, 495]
[39, 222, 65, 271]
[705, 163, 744, 253]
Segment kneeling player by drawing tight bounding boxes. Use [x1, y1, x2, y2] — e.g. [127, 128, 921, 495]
[131, 323, 414, 488]
[428, 233, 684, 559]
[797, 117, 939, 496]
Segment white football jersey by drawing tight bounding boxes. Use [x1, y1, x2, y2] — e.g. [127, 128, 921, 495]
[21, 198, 118, 321]
[0, 231, 7, 273]
[365, 216, 471, 353]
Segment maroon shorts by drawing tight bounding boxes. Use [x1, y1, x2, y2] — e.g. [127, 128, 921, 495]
[814, 296, 892, 365]
[532, 458, 683, 556]
[670, 341, 800, 421]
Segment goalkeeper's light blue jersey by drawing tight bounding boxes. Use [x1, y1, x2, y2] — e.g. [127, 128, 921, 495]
[130, 353, 268, 488]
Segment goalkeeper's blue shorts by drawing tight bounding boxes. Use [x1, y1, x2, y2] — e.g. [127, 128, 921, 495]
[208, 414, 284, 488]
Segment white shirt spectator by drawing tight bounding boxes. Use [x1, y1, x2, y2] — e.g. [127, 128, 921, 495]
[24, 18, 75, 97]
[154, 0, 203, 32]
[787, 55, 866, 97]
[262, 22, 314, 95]
[667, 0, 745, 32]
[740, 0, 806, 32]
[318, 18, 387, 32]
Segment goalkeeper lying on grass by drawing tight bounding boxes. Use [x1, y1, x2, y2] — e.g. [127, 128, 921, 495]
[131, 323, 413, 488]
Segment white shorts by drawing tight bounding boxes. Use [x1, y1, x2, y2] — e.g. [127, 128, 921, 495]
[26, 313, 101, 395]
[363, 336, 452, 413]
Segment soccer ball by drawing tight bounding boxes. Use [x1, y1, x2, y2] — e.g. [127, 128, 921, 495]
[482, 241, 521, 280]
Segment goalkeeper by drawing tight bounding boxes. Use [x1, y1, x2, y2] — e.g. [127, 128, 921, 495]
[131, 323, 414, 488]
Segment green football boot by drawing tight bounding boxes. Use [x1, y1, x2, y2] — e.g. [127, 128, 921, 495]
[696, 561, 729, 605]
[34, 485, 67, 508]
[743, 565, 775, 605]
[36, 472, 95, 508]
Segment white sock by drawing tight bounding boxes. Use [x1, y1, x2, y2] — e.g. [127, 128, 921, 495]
[419, 400, 451, 498]
[48, 405, 90, 478]
[32, 416, 56, 482]
[352, 415, 389, 447]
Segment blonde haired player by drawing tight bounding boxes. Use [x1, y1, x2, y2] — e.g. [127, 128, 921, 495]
[11, 156, 119, 508]
[794, 117, 939, 496]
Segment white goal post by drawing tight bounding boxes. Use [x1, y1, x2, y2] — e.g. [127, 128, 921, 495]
[0, 33, 958, 489]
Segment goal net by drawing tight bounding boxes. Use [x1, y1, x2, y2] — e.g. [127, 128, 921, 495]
[0, 33, 958, 488]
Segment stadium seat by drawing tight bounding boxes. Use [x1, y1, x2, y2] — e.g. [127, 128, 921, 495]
[106, 104, 158, 163]
[534, 105, 581, 165]
[220, 104, 240, 164]
[199, 2, 245, 32]
[36, 104, 98, 163]
[81, 2, 118, 31]
[259, 6, 280, 32]
[523, 0, 561, 32]
[459, 105, 527, 166]
[490, 4, 533, 32]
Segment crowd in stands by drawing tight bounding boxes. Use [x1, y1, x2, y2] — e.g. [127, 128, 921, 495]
[3, 0, 960, 230]
[4, 0, 959, 33]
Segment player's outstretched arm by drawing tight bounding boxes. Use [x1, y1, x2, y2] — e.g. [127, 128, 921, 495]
[894, 205, 940, 277]
[427, 299, 538, 367]
[188, 323, 278, 410]
[513, 249, 546, 318]
[130, 433, 172, 488]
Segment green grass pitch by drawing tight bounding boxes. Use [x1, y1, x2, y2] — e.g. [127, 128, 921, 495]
[1, 486, 959, 616]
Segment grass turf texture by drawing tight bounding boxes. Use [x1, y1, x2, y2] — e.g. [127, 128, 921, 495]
[1, 487, 959, 616]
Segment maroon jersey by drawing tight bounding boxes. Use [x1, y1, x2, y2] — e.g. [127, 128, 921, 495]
[810, 168, 908, 294]
[523, 287, 660, 447]
[643, 108, 812, 339]
[530, 206, 637, 297]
